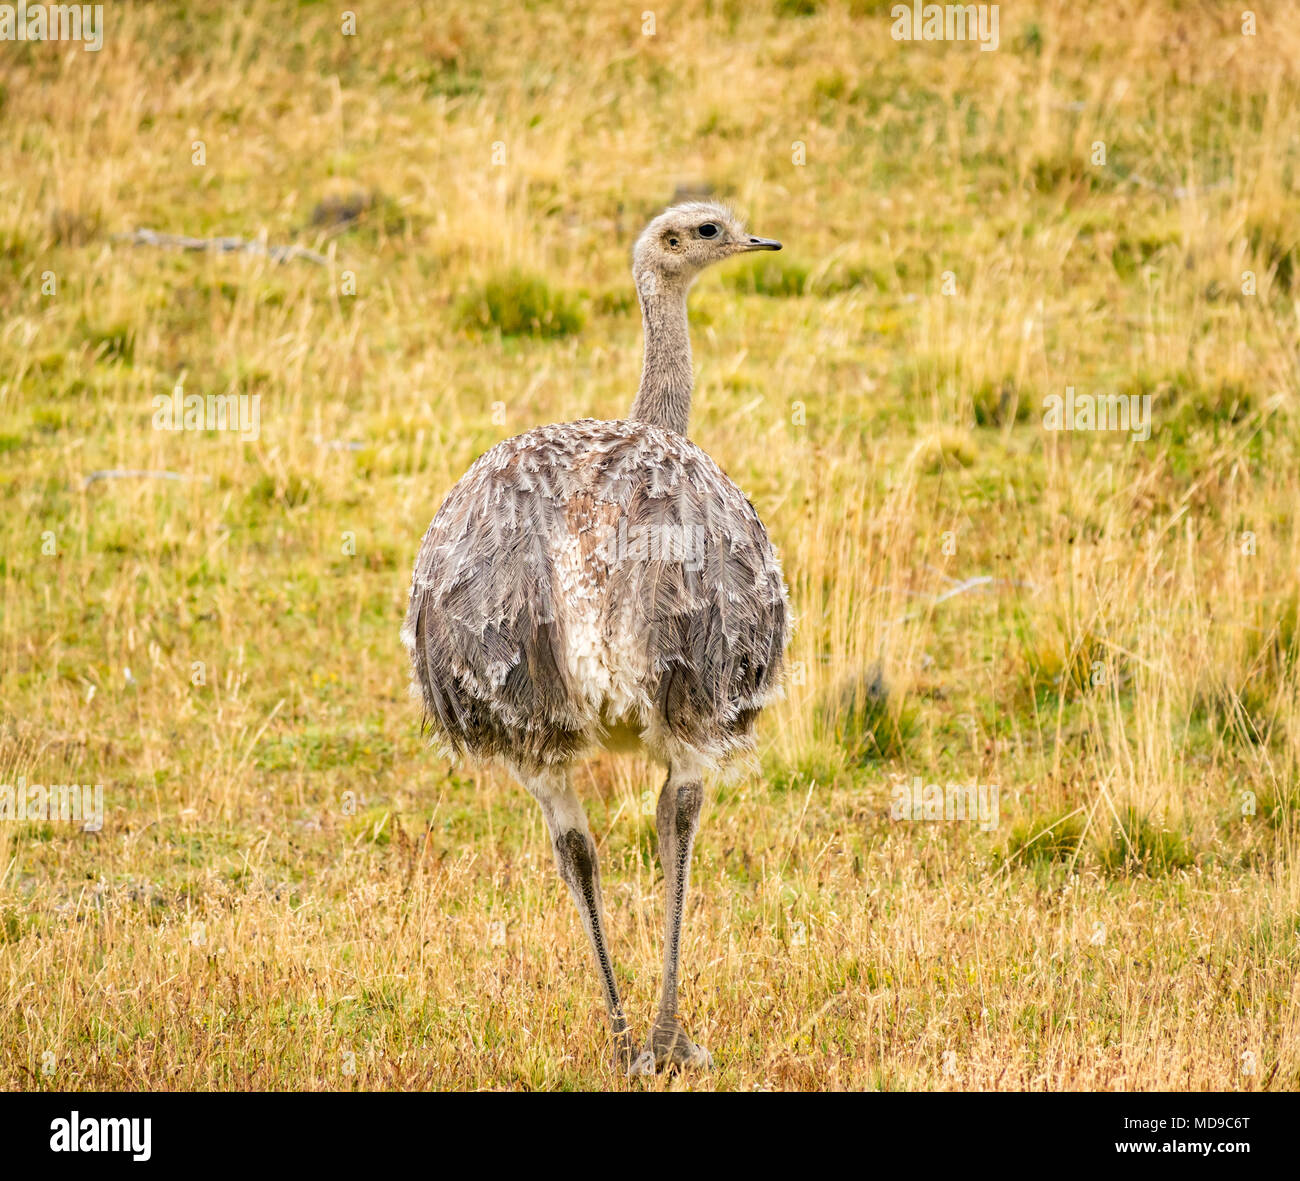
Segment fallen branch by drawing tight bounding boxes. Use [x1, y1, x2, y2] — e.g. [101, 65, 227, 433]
[884, 572, 1038, 628]
[1121, 173, 1231, 201]
[113, 228, 328, 266]
[81, 469, 210, 489]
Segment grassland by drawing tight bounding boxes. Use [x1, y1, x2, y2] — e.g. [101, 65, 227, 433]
[1, 0, 1298, 1091]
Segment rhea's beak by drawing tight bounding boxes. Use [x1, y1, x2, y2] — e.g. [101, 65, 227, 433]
[741, 235, 782, 252]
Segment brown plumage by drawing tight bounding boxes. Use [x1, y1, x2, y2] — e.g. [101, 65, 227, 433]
[403, 418, 786, 771]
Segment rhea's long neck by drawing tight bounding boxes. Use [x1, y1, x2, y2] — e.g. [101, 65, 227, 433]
[628, 270, 693, 437]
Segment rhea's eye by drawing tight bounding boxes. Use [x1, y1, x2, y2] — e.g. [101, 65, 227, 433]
[698, 223, 719, 238]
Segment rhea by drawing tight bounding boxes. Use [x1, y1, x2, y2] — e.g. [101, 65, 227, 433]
[403, 202, 789, 1073]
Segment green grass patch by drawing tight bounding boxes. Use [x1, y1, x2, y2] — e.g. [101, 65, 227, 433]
[454, 271, 584, 338]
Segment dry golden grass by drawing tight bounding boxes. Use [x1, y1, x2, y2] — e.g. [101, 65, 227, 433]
[1, 0, 1298, 1090]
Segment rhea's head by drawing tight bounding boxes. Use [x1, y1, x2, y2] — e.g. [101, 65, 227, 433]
[632, 201, 781, 289]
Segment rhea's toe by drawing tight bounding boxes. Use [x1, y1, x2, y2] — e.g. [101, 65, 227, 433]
[627, 1049, 658, 1078]
[683, 1043, 713, 1071]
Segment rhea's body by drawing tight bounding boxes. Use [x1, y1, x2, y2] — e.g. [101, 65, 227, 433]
[403, 417, 787, 773]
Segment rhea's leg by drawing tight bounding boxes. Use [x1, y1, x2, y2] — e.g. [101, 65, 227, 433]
[645, 758, 712, 1072]
[521, 765, 635, 1067]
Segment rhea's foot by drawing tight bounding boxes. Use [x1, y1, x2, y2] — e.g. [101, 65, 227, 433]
[609, 1027, 641, 1073]
[644, 1018, 713, 1073]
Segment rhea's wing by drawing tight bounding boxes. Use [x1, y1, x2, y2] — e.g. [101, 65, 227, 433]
[609, 442, 788, 742]
[404, 445, 586, 765]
